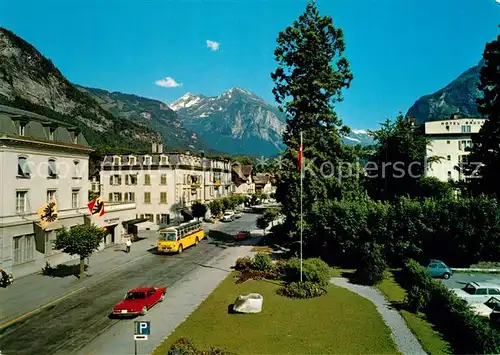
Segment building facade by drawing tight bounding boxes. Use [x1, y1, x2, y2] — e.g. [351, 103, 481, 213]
[0, 105, 93, 276]
[100, 144, 232, 227]
[231, 164, 255, 195]
[425, 116, 485, 182]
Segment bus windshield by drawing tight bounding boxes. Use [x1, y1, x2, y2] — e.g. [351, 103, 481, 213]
[159, 231, 177, 241]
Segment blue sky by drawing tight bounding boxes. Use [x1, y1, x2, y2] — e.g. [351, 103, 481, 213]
[2, 0, 499, 129]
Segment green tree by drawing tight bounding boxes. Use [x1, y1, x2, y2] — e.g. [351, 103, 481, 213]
[263, 207, 280, 227]
[271, 1, 358, 240]
[191, 201, 207, 220]
[208, 199, 223, 217]
[366, 113, 431, 201]
[256, 215, 269, 236]
[463, 31, 500, 198]
[54, 224, 106, 279]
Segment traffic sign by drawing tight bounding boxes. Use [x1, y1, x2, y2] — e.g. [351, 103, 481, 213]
[134, 334, 148, 341]
[134, 321, 151, 335]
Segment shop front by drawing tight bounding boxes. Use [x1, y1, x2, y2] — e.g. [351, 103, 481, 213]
[91, 202, 136, 248]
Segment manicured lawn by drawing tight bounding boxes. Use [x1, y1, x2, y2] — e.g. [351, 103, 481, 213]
[154, 272, 399, 355]
[377, 271, 451, 355]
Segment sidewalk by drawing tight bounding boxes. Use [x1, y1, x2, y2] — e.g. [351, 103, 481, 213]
[0, 237, 157, 326]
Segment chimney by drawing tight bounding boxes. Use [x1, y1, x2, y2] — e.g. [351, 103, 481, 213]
[152, 142, 157, 153]
[158, 143, 164, 154]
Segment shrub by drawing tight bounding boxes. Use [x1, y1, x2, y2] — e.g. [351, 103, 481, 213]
[235, 269, 279, 284]
[281, 257, 331, 286]
[405, 285, 429, 313]
[252, 252, 273, 271]
[353, 242, 387, 285]
[277, 281, 327, 299]
[167, 338, 235, 355]
[402, 259, 500, 354]
[234, 256, 253, 271]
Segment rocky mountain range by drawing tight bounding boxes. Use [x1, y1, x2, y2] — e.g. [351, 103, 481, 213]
[0, 26, 373, 157]
[0, 27, 161, 151]
[406, 59, 483, 124]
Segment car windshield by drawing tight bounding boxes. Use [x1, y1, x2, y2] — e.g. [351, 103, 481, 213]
[486, 298, 500, 310]
[159, 232, 177, 241]
[463, 284, 478, 295]
[125, 292, 146, 300]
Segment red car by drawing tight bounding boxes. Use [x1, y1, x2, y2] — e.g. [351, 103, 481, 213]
[235, 231, 251, 240]
[112, 286, 166, 316]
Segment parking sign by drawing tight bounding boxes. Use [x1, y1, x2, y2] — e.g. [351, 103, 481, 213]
[134, 321, 150, 341]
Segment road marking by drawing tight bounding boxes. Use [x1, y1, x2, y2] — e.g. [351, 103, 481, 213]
[0, 286, 86, 331]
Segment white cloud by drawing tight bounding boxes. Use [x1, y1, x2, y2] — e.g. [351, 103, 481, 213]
[206, 40, 220, 51]
[155, 77, 182, 88]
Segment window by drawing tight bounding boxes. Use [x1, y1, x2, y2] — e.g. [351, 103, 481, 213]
[48, 159, 57, 178]
[467, 140, 473, 148]
[72, 189, 79, 208]
[144, 214, 154, 222]
[144, 156, 152, 165]
[129, 156, 137, 165]
[447, 171, 452, 179]
[16, 191, 28, 214]
[73, 161, 80, 178]
[144, 192, 151, 203]
[112, 156, 121, 165]
[13, 234, 34, 264]
[144, 174, 151, 185]
[125, 174, 138, 185]
[461, 125, 472, 133]
[476, 288, 488, 295]
[18, 122, 26, 136]
[447, 140, 450, 144]
[49, 128, 55, 140]
[111, 192, 122, 202]
[160, 214, 169, 224]
[124, 192, 135, 202]
[160, 192, 167, 203]
[110, 175, 122, 186]
[447, 155, 451, 161]
[160, 174, 167, 185]
[47, 189, 57, 203]
[17, 156, 30, 177]
[160, 156, 168, 165]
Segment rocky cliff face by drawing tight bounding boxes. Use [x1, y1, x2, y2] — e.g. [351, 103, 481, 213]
[406, 59, 484, 124]
[77, 86, 213, 152]
[170, 88, 287, 156]
[0, 27, 160, 149]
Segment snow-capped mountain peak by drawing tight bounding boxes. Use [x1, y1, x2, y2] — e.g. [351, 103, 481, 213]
[169, 92, 203, 111]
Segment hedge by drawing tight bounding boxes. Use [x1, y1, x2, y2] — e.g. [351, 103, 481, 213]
[306, 195, 500, 267]
[401, 259, 500, 354]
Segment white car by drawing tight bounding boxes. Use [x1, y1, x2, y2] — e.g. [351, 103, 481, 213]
[233, 211, 243, 219]
[452, 282, 500, 304]
[471, 297, 500, 318]
[221, 213, 234, 222]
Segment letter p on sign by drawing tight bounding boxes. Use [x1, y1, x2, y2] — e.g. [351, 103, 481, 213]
[135, 321, 151, 335]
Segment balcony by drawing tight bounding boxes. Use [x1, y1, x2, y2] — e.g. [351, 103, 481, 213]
[190, 182, 201, 189]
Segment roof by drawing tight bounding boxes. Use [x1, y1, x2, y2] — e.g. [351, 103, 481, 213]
[232, 164, 252, 180]
[128, 287, 155, 293]
[253, 174, 272, 185]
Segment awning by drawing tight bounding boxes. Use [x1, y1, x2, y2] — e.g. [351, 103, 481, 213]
[135, 221, 159, 231]
[122, 218, 149, 226]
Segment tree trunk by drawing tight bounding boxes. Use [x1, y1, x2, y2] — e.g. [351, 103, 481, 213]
[79, 256, 85, 279]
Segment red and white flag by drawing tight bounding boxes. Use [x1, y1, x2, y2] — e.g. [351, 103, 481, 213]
[88, 196, 105, 217]
[298, 143, 303, 171]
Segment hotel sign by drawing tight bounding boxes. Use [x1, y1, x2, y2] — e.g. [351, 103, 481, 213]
[104, 217, 120, 224]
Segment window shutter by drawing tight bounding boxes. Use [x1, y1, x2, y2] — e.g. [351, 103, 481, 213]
[125, 175, 129, 185]
[108, 193, 112, 202]
[109, 176, 113, 185]
[118, 176, 122, 185]
[156, 214, 160, 223]
[131, 192, 135, 202]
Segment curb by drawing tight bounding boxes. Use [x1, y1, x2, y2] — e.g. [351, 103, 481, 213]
[452, 268, 500, 272]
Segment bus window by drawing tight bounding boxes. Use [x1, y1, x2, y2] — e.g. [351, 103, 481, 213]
[159, 231, 177, 241]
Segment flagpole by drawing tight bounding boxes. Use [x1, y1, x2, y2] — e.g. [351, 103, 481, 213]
[300, 131, 303, 283]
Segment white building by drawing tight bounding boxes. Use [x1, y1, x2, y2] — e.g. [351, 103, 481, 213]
[100, 144, 232, 226]
[0, 106, 140, 277]
[425, 116, 485, 182]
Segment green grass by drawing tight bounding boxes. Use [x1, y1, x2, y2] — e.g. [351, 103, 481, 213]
[377, 271, 451, 355]
[154, 272, 399, 355]
[470, 261, 500, 269]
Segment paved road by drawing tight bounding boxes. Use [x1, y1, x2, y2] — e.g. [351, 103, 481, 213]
[441, 272, 500, 289]
[0, 214, 259, 355]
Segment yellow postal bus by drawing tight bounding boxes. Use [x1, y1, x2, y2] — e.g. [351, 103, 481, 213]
[157, 220, 204, 254]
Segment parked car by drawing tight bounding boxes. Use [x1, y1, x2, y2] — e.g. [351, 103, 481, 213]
[221, 212, 234, 222]
[112, 286, 166, 316]
[471, 296, 500, 318]
[452, 282, 500, 304]
[426, 260, 453, 279]
[235, 231, 251, 240]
